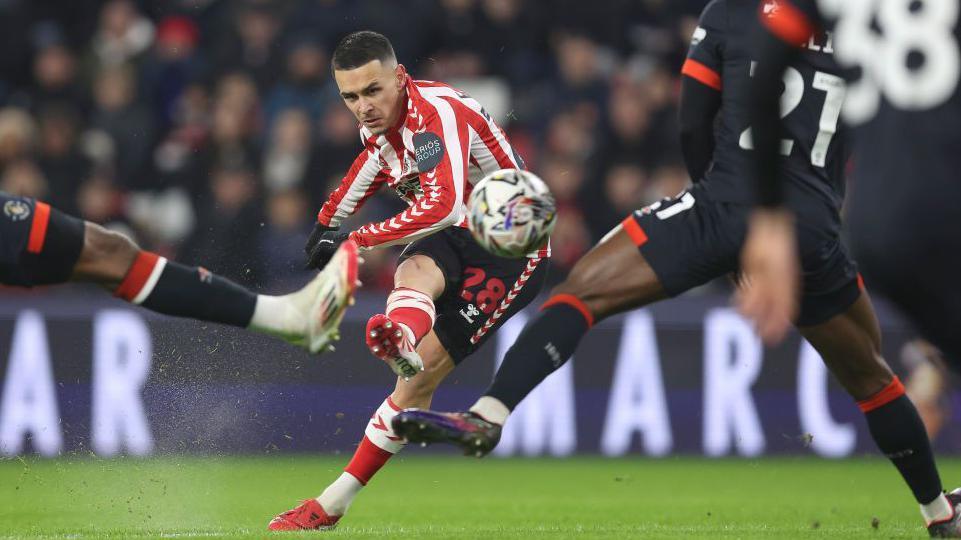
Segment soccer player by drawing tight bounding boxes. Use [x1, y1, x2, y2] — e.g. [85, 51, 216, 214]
[392, 1, 961, 535]
[0, 193, 357, 354]
[739, 1, 961, 533]
[267, 31, 548, 530]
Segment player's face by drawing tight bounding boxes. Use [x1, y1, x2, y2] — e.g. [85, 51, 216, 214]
[334, 60, 406, 135]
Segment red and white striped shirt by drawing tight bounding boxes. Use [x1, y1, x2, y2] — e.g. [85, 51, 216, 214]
[317, 77, 548, 258]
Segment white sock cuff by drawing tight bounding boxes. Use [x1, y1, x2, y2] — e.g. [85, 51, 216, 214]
[922, 492, 953, 525]
[316, 472, 363, 517]
[364, 396, 405, 453]
[248, 295, 284, 331]
[470, 396, 510, 426]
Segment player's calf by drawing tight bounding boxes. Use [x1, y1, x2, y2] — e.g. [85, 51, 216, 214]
[275, 334, 454, 530]
[802, 293, 951, 531]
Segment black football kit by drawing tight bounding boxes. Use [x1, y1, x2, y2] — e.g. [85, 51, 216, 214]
[632, 0, 858, 326]
[0, 193, 85, 287]
[752, 0, 961, 363]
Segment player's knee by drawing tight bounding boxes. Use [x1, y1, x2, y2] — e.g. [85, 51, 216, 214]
[395, 255, 444, 298]
[549, 275, 610, 321]
[81, 225, 140, 281]
[837, 357, 895, 401]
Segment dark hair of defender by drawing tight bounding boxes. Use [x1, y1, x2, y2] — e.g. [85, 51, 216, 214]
[331, 31, 396, 71]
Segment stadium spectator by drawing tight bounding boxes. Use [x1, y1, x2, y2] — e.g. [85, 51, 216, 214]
[89, 64, 155, 189]
[263, 35, 337, 129]
[181, 162, 264, 286]
[0, 0, 703, 290]
[76, 168, 126, 228]
[258, 187, 315, 291]
[582, 161, 648, 242]
[647, 164, 690, 202]
[0, 159, 47, 199]
[183, 73, 260, 203]
[263, 107, 313, 193]
[474, 0, 549, 87]
[210, 1, 285, 93]
[83, 0, 154, 76]
[0, 107, 36, 167]
[152, 82, 212, 191]
[140, 15, 204, 129]
[28, 23, 84, 113]
[37, 103, 90, 215]
[287, 0, 362, 51]
[538, 154, 591, 276]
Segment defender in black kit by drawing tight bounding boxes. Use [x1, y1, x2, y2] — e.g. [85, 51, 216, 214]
[394, 2, 958, 536]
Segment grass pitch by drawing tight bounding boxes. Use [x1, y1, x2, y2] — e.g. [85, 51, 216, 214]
[1, 455, 957, 539]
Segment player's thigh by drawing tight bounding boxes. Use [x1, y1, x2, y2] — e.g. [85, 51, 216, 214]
[799, 291, 893, 400]
[392, 330, 456, 408]
[553, 225, 667, 319]
[397, 228, 465, 300]
[563, 187, 741, 320]
[394, 253, 446, 300]
[0, 195, 85, 287]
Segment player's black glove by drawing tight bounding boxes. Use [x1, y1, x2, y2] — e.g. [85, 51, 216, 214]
[305, 223, 351, 270]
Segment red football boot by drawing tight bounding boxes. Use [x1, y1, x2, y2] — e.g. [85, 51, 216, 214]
[365, 314, 424, 380]
[267, 499, 340, 531]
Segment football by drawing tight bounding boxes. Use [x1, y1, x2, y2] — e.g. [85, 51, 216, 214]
[467, 169, 556, 258]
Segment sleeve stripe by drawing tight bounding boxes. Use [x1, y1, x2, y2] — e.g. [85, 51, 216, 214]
[337, 151, 382, 219]
[318, 148, 383, 227]
[681, 59, 722, 91]
[447, 98, 518, 171]
[420, 94, 465, 221]
[418, 86, 519, 170]
[26, 201, 51, 254]
[761, 1, 814, 45]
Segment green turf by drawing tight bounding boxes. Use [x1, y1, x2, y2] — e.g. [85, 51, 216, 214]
[0, 455, 956, 539]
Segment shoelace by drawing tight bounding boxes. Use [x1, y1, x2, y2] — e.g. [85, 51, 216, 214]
[280, 501, 314, 524]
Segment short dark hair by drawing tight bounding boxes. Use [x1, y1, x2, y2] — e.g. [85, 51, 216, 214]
[331, 31, 396, 70]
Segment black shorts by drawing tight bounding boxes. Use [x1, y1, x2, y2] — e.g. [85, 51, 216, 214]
[1, 194, 85, 287]
[398, 227, 549, 363]
[627, 183, 860, 327]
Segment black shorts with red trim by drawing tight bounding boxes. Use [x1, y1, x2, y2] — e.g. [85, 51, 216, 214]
[625, 182, 860, 327]
[1, 194, 85, 287]
[398, 226, 549, 363]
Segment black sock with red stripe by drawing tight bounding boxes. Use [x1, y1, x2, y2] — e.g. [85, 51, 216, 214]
[484, 294, 593, 411]
[860, 377, 943, 504]
[115, 252, 256, 328]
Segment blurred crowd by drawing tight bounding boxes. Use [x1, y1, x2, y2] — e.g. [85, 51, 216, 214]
[0, 0, 706, 292]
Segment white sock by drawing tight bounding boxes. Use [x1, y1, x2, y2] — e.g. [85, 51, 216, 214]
[316, 472, 363, 516]
[470, 396, 510, 425]
[248, 295, 302, 336]
[316, 398, 406, 517]
[922, 493, 953, 525]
